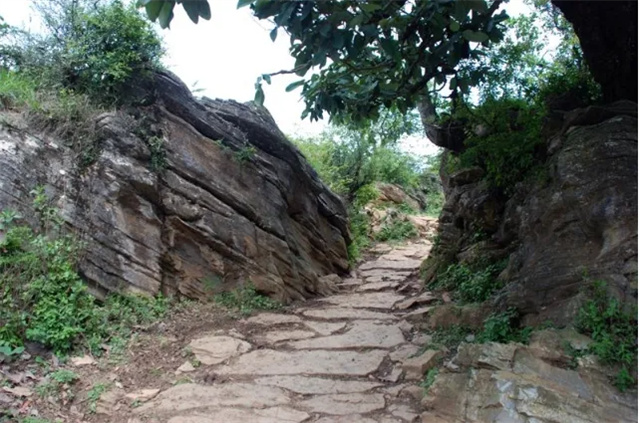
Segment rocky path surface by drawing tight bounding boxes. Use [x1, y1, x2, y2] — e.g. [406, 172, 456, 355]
[123, 240, 439, 423]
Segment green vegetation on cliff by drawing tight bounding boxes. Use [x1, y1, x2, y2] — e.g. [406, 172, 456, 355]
[0, 188, 169, 356]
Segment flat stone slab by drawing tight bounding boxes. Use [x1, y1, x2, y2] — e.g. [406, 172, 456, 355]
[402, 350, 442, 380]
[287, 321, 405, 350]
[360, 269, 412, 280]
[389, 403, 419, 421]
[394, 293, 438, 310]
[245, 313, 302, 325]
[359, 259, 422, 271]
[299, 393, 386, 415]
[137, 383, 289, 413]
[256, 330, 316, 344]
[301, 307, 397, 320]
[166, 407, 309, 423]
[316, 417, 377, 423]
[403, 306, 434, 322]
[303, 321, 347, 335]
[389, 344, 420, 362]
[253, 376, 382, 394]
[188, 336, 251, 365]
[356, 281, 400, 292]
[320, 292, 405, 309]
[217, 349, 387, 376]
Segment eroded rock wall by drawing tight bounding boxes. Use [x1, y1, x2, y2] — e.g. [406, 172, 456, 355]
[0, 71, 350, 302]
[423, 101, 638, 324]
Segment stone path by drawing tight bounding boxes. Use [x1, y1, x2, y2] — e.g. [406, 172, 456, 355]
[130, 240, 441, 423]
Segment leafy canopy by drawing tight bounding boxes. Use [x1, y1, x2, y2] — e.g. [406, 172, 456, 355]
[141, 0, 509, 123]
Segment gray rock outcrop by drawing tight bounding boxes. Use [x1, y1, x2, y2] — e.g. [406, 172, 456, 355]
[422, 101, 638, 324]
[0, 71, 350, 301]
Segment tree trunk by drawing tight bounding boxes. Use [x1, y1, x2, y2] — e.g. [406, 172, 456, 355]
[417, 95, 466, 153]
[552, 0, 637, 102]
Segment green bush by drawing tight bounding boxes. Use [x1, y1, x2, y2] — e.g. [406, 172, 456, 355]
[3, 0, 163, 107]
[450, 98, 545, 192]
[576, 281, 637, 391]
[0, 190, 169, 355]
[374, 220, 418, 243]
[432, 260, 506, 303]
[477, 308, 532, 344]
[347, 208, 371, 264]
[215, 284, 281, 315]
[420, 368, 439, 392]
[0, 70, 39, 110]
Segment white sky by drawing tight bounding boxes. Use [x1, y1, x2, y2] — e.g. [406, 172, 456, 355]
[1, 0, 536, 157]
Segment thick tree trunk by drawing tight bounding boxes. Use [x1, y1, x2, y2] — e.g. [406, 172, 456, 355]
[552, 0, 637, 102]
[417, 95, 466, 153]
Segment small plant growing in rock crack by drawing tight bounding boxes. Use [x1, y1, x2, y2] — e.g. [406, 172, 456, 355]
[575, 280, 637, 392]
[87, 383, 109, 414]
[146, 135, 167, 171]
[214, 283, 281, 315]
[0, 210, 21, 231]
[234, 145, 257, 163]
[420, 368, 439, 393]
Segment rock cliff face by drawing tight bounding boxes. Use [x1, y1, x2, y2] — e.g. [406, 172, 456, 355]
[423, 101, 638, 324]
[0, 71, 350, 301]
[422, 329, 638, 422]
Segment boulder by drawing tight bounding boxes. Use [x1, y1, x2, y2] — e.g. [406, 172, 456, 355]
[423, 102, 637, 325]
[503, 110, 637, 324]
[422, 339, 637, 422]
[0, 71, 350, 302]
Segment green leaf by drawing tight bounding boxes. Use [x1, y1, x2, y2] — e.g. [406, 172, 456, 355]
[269, 27, 278, 42]
[157, 1, 175, 29]
[144, 1, 164, 21]
[262, 74, 271, 84]
[237, 0, 254, 8]
[254, 87, 265, 105]
[199, 1, 212, 20]
[462, 29, 489, 43]
[285, 80, 305, 92]
[182, 2, 201, 24]
[360, 3, 382, 13]
[468, 0, 489, 13]
[449, 20, 460, 32]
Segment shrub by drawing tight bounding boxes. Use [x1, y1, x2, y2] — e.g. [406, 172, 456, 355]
[0, 189, 169, 355]
[0, 70, 39, 110]
[347, 208, 371, 264]
[374, 220, 418, 242]
[420, 368, 439, 393]
[3, 0, 164, 107]
[576, 280, 637, 391]
[476, 308, 532, 344]
[451, 98, 545, 192]
[215, 284, 281, 315]
[432, 260, 507, 303]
